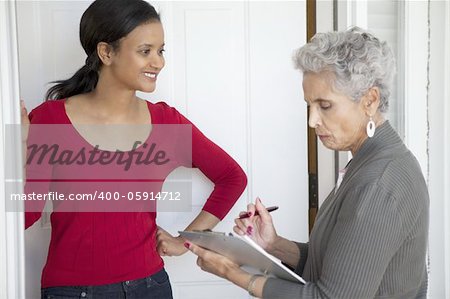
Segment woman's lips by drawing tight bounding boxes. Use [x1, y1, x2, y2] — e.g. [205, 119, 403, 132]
[318, 134, 329, 141]
[144, 72, 157, 81]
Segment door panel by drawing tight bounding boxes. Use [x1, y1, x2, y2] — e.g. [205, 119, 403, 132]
[16, 1, 307, 298]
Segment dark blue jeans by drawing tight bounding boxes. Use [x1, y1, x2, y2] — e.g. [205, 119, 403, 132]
[41, 269, 173, 299]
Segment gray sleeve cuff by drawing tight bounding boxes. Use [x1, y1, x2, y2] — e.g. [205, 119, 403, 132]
[294, 242, 309, 275]
[261, 242, 309, 298]
[262, 277, 304, 299]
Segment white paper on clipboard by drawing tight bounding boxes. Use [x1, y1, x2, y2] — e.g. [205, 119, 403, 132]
[179, 230, 306, 284]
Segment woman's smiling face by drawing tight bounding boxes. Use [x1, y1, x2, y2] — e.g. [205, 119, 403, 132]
[107, 21, 166, 93]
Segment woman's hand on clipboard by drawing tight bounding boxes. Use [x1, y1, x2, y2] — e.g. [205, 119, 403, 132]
[234, 197, 279, 254]
[184, 240, 243, 280]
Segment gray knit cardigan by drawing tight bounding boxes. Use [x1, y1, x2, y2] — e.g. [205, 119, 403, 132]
[263, 121, 429, 299]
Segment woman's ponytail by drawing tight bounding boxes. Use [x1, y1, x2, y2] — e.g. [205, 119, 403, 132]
[45, 53, 100, 100]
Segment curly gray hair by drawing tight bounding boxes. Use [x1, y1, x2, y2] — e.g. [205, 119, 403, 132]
[293, 27, 396, 113]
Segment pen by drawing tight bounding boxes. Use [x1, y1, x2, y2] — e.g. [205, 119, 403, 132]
[238, 206, 279, 219]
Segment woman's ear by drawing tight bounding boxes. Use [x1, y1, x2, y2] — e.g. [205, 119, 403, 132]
[97, 42, 114, 66]
[363, 86, 381, 116]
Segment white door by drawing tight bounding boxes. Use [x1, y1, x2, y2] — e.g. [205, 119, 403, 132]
[16, 1, 307, 298]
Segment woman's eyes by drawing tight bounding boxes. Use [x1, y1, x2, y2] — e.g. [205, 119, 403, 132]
[140, 49, 165, 56]
[319, 102, 331, 110]
[305, 99, 331, 110]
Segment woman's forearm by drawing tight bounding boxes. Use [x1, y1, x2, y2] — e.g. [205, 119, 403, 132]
[226, 267, 267, 298]
[267, 236, 300, 269]
[184, 210, 220, 231]
[157, 211, 220, 256]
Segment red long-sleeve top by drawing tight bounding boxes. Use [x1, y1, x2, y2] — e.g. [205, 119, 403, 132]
[25, 100, 247, 287]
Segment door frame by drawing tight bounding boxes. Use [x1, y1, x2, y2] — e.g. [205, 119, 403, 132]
[0, 1, 26, 298]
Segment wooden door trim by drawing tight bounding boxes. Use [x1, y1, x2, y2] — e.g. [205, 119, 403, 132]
[306, 0, 318, 234]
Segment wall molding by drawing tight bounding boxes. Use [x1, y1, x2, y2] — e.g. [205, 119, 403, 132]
[336, 0, 367, 30]
[0, 1, 26, 298]
[403, 0, 450, 297]
[445, 1, 450, 295]
[428, 0, 450, 297]
[400, 0, 429, 176]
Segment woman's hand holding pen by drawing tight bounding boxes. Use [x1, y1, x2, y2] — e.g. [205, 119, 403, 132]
[233, 197, 279, 253]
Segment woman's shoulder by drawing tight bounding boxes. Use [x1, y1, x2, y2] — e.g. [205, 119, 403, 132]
[28, 100, 68, 124]
[354, 149, 425, 188]
[147, 100, 190, 124]
[378, 152, 428, 195]
[348, 151, 428, 214]
[148, 100, 178, 115]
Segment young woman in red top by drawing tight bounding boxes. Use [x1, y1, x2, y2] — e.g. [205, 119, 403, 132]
[22, 0, 247, 298]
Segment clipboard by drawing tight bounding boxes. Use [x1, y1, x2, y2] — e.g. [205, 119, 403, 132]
[179, 230, 305, 284]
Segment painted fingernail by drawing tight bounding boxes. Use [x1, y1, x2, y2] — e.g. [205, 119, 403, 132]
[184, 242, 190, 249]
[246, 226, 253, 235]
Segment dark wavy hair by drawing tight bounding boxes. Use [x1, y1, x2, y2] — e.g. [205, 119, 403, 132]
[45, 0, 160, 100]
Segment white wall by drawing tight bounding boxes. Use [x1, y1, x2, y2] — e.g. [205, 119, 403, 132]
[402, 0, 429, 177]
[393, 0, 450, 297]
[427, 1, 450, 297]
[367, 0, 403, 137]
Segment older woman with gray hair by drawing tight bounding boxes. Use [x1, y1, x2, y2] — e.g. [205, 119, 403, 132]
[185, 27, 429, 299]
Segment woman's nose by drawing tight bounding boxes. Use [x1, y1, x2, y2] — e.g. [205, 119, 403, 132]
[150, 53, 165, 70]
[308, 107, 320, 128]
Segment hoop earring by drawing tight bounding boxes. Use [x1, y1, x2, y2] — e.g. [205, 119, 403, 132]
[366, 117, 375, 138]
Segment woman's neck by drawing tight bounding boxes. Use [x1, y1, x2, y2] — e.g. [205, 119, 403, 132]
[87, 74, 141, 118]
